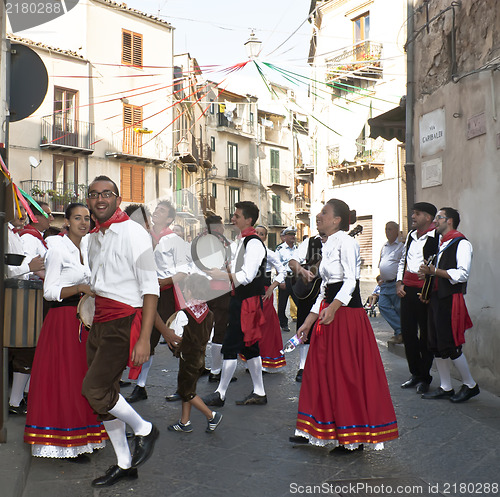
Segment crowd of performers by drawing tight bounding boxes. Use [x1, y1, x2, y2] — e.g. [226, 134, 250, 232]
[5, 174, 478, 487]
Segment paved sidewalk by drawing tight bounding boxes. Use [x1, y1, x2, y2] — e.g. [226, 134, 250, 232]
[2, 313, 500, 497]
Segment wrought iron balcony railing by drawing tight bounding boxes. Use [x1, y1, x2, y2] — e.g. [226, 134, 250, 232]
[41, 115, 95, 153]
[20, 180, 88, 213]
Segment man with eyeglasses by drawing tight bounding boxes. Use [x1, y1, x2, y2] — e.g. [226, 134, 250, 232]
[82, 175, 160, 487]
[417, 207, 479, 403]
[396, 202, 438, 394]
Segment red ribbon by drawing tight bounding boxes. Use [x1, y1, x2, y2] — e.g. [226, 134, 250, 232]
[90, 208, 129, 233]
[451, 293, 473, 346]
[93, 296, 143, 380]
[18, 224, 48, 249]
[314, 300, 329, 336]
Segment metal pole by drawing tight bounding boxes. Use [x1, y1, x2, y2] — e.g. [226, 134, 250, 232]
[405, 0, 416, 230]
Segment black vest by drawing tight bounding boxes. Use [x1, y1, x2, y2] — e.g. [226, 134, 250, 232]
[405, 229, 439, 269]
[437, 237, 468, 299]
[305, 236, 323, 266]
[234, 235, 267, 300]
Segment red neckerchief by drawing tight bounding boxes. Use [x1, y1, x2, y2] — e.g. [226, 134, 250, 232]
[240, 227, 257, 238]
[18, 224, 48, 249]
[90, 208, 129, 233]
[58, 228, 68, 237]
[150, 226, 174, 244]
[440, 230, 464, 246]
[417, 222, 436, 238]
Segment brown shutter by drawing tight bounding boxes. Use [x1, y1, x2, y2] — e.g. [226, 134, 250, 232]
[120, 164, 132, 201]
[123, 104, 133, 154]
[133, 106, 143, 154]
[122, 30, 132, 65]
[357, 215, 373, 269]
[131, 165, 145, 203]
[133, 33, 143, 67]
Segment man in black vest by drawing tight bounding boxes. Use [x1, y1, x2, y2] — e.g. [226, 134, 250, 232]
[397, 202, 438, 394]
[418, 207, 479, 402]
[203, 201, 268, 406]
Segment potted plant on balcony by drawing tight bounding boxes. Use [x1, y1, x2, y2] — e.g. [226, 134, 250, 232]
[30, 185, 45, 198]
[46, 189, 78, 212]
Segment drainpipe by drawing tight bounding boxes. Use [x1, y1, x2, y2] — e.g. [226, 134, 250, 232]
[405, 0, 416, 229]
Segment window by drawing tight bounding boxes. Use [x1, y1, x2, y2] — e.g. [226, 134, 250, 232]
[353, 12, 370, 60]
[120, 164, 144, 203]
[227, 142, 238, 177]
[210, 136, 216, 152]
[250, 112, 254, 126]
[210, 100, 215, 115]
[122, 29, 143, 67]
[123, 104, 143, 155]
[212, 182, 217, 199]
[53, 156, 78, 194]
[268, 232, 277, 250]
[271, 194, 282, 225]
[54, 87, 78, 146]
[229, 186, 240, 215]
[270, 149, 280, 183]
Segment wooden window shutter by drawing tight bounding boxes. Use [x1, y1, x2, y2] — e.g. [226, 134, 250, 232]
[132, 165, 145, 203]
[133, 106, 143, 154]
[133, 33, 143, 67]
[120, 164, 132, 201]
[122, 30, 132, 65]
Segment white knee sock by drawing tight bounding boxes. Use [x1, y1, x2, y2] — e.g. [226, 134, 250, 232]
[9, 372, 30, 406]
[452, 354, 476, 388]
[215, 359, 237, 400]
[103, 419, 132, 469]
[210, 343, 223, 375]
[299, 344, 310, 370]
[136, 357, 152, 388]
[434, 357, 452, 391]
[247, 356, 266, 397]
[108, 394, 152, 436]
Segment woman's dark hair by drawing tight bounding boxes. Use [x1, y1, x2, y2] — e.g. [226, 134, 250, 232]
[326, 199, 355, 231]
[65, 202, 89, 220]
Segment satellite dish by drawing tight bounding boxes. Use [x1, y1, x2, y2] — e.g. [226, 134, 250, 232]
[29, 156, 41, 168]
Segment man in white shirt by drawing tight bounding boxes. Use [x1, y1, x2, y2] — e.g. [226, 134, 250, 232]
[83, 176, 160, 488]
[378, 222, 404, 344]
[203, 201, 268, 406]
[397, 202, 438, 394]
[276, 227, 298, 332]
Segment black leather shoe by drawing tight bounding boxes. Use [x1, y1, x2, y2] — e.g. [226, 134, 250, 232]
[203, 392, 225, 407]
[199, 367, 211, 376]
[208, 372, 237, 383]
[401, 376, 419, 389]
[235, 392, 267, 405]
[91, 465, 138, 487]
[422, 387, 455, 399]
[131, 424, 159, 468]
[165, 392, 181, 402]
[450, 384, 480, 403]
[126, 385, 147, 404]
[295, 369, 304, 382]
[8, 400, 28, 415]
[416, 381, 430, 394]
[119, 380, 131, 388]
[281, 326, 290, 332]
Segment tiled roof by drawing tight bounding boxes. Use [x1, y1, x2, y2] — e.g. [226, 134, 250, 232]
[6, 34, 85, 60]
[94, 0, 172, 27]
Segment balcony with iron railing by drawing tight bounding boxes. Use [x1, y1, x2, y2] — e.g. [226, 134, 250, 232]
[295, 196, 311, 214]
[225, 163, 248, 182]
[105, 130, 167, 166]
[267, 170, 292, 189]
[216, 113, 253, 134]
[326, 41, 383, 86]
[20, 180, 88, 213]
[40, 115, 95, 154]
[175, 189, 200, 219]
[267, 211, 292, 228]
[200, 194, 216, 214]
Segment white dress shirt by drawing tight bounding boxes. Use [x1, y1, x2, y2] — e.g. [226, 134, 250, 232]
[43, 235, 91, 302]
[5, 223, 30, 279]
[276, 243, 297, 272]
[231, 236, 266, 287]
[379, 240, 404, 281]
[437, 237, 472, 284]
[311, 230, 360, 313]
[87, 219, 159, 308]
[154, 232, 190, 279]
[266, 248, 286, 284]
[20, 230, 47, 262]
[397, 229, 437, 280]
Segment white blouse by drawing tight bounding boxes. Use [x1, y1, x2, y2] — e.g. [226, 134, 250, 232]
[311, 230, 361, 313]
[43, 235, 91, 302]
[266, 248, 286, 284]
[154, 232, 190, 279]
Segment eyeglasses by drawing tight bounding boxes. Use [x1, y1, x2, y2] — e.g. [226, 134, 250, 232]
[434, 215, 448, 221]
[87, 190, 118, 199]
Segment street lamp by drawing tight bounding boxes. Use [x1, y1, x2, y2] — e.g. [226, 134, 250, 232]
[244, 31, 262, 59]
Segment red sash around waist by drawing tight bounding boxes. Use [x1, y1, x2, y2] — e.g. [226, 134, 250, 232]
[241, 295, 264, 346]
[402, 271, 424, 288]
[94, 296, 143, 380]
[451, 293, 473, 346]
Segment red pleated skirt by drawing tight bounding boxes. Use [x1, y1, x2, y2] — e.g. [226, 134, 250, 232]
[259, 289, 286, 369]
[296, 306, 398, 448]
[24, 306, 107, 458]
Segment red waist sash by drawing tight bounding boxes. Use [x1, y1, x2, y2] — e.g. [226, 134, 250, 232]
[451, 293, 473, 346]
[241, 296, 265, 346]
[402, 271, 424, 289]
[94, 296, 143, 380]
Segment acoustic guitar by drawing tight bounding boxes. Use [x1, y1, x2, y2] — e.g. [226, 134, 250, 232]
[292, 224, 363, 300]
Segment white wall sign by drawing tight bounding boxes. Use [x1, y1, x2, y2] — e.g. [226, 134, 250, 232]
[421, 157, 442, 188]
[419, 108, 446, 157]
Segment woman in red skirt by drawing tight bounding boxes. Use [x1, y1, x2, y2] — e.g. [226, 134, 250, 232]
[255, 225, 286, 371]
[24, 203, 107, 461]
[290, 199, 398, 452]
